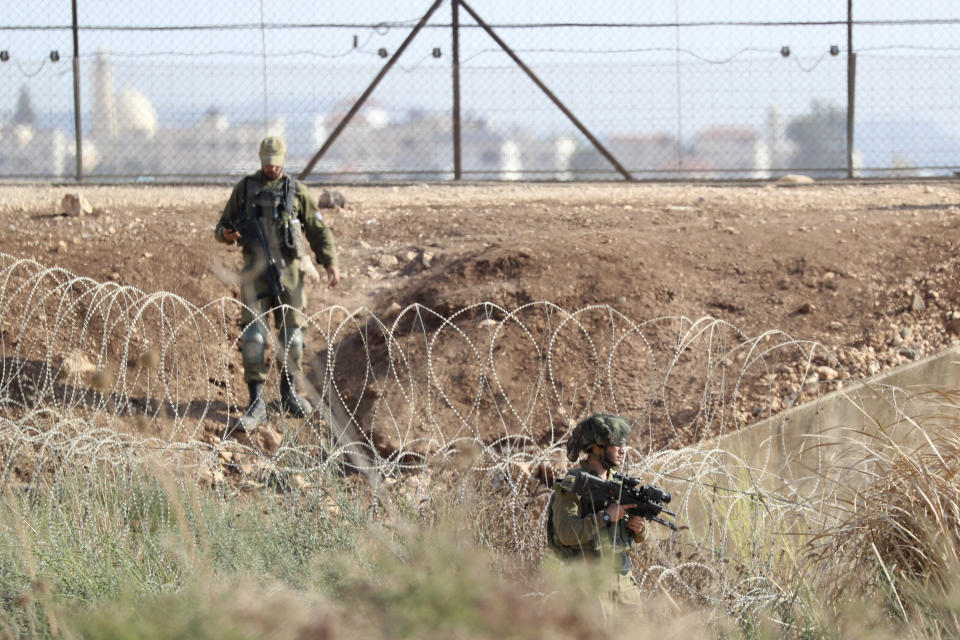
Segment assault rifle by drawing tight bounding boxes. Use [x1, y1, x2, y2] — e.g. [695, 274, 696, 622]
[226, 208, 286, 302]
[567, 469, 679, 531]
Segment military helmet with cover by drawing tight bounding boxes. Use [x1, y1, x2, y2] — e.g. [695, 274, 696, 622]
[565, 413, 632, 462]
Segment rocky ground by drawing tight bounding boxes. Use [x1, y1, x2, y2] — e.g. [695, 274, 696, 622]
[2, 180, 960, 452]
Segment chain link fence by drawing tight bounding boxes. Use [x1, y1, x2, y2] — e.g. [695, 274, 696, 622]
[2, 1, 960, 181]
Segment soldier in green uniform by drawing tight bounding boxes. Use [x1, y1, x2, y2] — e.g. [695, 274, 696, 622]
[215, 136, 340, 432]
[547, 413, 647, 606]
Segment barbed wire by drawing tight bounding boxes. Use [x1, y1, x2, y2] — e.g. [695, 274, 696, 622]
[0, 250, 949, 611]
[9, 18, 960, 31]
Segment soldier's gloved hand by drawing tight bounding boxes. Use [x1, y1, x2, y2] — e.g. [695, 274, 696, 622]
[300, 256, 322, 284]
[221, 227, 241, 244]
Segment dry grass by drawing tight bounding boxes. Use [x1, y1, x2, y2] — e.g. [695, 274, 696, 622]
[804, 402, 960, 636]
[5, 418, 960, 639]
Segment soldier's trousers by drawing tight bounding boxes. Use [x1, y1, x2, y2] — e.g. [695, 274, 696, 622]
[239, 260, 307, 383]
[605, 571, 645, 613]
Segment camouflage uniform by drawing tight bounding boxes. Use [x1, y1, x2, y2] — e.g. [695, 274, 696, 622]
[548, 462, 648, 571]
[547, 413, 647, 609]
[215, 137, 338, 429]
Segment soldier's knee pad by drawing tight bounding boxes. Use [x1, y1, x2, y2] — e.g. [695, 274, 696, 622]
[278, 326, 304, 368]
[241, 323, 268, 368]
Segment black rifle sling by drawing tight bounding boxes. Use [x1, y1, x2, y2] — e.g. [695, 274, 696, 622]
[282, 175, 295, 215]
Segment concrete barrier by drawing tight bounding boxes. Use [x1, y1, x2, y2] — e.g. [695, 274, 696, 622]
[647, 347, 960, 543]
[712, 345, 960, 497]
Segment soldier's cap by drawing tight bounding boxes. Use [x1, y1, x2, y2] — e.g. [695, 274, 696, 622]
[565, 413, 632, 462]
[259, 135, 286, 166]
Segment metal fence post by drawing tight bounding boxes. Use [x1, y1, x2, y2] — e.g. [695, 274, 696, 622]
[71, 0, 84, 182]
[451, 0, 462, 180]
[846, 0, 856, 179]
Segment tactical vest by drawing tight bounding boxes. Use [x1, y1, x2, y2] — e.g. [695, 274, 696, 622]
[546, 491, 590, 560]
[242, 175, 308, 262]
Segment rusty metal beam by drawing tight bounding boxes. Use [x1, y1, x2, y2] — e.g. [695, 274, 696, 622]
[299, 0, 445, 180]
[458, 0, 633, 181]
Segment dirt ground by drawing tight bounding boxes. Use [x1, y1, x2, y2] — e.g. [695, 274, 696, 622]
[2, 180, 960, 451]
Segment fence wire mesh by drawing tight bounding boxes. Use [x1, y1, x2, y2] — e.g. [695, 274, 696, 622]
[2, 1, 960, 181]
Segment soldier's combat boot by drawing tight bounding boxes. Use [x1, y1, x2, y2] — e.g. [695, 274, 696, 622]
[239, 381, 267, 432]
[280, 377, 312, 418]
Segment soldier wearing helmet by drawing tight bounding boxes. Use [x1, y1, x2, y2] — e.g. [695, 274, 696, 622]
[546, 413, 647, 605]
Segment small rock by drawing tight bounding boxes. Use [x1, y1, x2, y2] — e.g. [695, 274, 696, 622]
[60, 350, 95, 379]
[898, 347, 920, 360]
[61, 193, 92, 216]
[317, 189, 345, 209]
[256, 426, 283, 455]
[777, 174, 815, 185]
[793, 302, 814, 315]
[911, 292, 926, 313]
[377, 254, 399, 269]
[478, 318, 499, 328]
[815, 366, 839, 381]
[197, 467, 224, 488]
